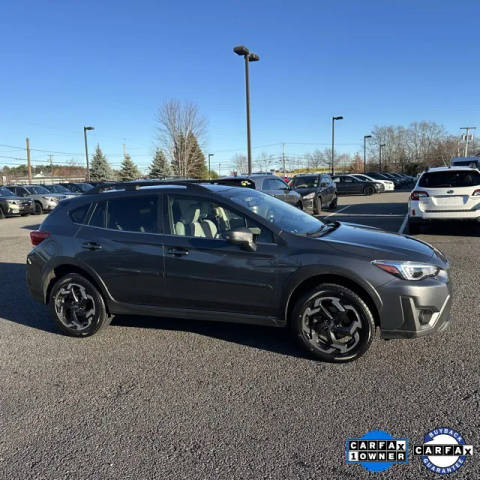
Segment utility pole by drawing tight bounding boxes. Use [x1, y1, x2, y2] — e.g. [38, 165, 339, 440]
[218, 162, 221, 177]
[282, 143, 286, 175]
[26, 137, 32, 183]
[460, 127, 476, 156]
[48, 154, 53, 180]
[363, 135, 372, 174]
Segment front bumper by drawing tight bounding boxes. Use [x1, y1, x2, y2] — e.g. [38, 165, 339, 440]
[377, 276, 452, 339]
[7, 202, 33, 215]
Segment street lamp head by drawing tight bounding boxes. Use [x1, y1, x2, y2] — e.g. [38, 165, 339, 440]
[209, 153, 214, 158]
[364, 135, 372, 139]
[233, 45, 250, 56]
[248, 53, 260, 62]
[380, 143, 386, 147]
[84, 126, 94, 131]
[333, 116, 343, 121]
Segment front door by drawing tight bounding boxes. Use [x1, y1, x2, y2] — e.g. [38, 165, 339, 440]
[161, 193, 285, 317]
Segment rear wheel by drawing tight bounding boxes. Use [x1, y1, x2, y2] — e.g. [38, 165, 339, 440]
[364, 186, 374, 196]
[34, 201, 43, 215]
[49, 273, 112, 337]
[290, 284, 375, 362]
[328, 196, 337, 209]
[0, 208, 5, 219]
[314, 196, 322, 215]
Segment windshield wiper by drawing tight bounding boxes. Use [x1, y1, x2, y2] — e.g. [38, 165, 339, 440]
[306, 221, 341, 237]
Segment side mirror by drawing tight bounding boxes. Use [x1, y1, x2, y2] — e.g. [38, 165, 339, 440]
[225, 227, 257, 251]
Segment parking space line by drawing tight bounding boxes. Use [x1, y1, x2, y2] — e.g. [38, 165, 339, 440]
[398, 214, 408, 234]
[323, 205, 351, 217]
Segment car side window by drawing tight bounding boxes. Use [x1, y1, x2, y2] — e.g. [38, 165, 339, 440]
[69, 204, 90, 224]
[106, 195, 158, 233]
[343, 177, 353, 183]
[263, 178, 288, 190]
[89, 201, 106, 228]
[332, 177, 340, 183]
[168, 195, 274, 243]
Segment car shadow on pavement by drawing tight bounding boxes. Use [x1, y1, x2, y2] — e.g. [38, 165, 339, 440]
[112, 315, 309, 359]
[0, 262, 60, 334]
[409, 221, 480, 237]
[21, 223, 41, 230]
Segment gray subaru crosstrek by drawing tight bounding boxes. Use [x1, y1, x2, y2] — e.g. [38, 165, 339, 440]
[26, 181, 452, 362]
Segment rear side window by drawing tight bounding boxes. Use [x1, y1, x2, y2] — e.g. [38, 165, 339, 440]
[419, 171, 480, 188]
[90, 201, 106, 228]
[107, 195, 158, 233]
[69, 204, 90, 224]
[262, 177, 288, 190]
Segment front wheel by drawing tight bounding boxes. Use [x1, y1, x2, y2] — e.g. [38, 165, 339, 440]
[364, 186, 374, 196]
[328, 196, 338, 209]
[34, 202, 43, 215]
[290, 284, 375, 362]
[49, 273, 112, 337]
[314, 196, 322, 215]
[0, 208, 5, 219]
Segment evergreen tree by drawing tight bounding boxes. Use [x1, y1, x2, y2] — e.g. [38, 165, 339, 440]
[119, 154, 141, 181]
[148, 149, 171, 178]
[90, 145, 112, 181]
[172, 133, 207, 179]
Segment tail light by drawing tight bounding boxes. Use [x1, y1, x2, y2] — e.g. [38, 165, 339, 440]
[410, 191, 429, 201]
[30, 230, 49, 246]
[472, 189, 480, 196]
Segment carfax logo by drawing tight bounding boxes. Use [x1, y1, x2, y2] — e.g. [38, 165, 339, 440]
[414, 427, 473, 474]
[346, 430, 408, 472]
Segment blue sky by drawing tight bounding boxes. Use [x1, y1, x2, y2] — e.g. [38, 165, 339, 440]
[1, 0, 479, 173]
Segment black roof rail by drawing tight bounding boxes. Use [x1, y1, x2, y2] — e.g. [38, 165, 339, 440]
[86, 178, 256, 194]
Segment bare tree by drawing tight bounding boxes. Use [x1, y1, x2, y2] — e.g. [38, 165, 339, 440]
[232, 154, 248, 175]
[255, 152, 275, 172]
[305, 150, 328, 170]
[157, 100, 207, 177]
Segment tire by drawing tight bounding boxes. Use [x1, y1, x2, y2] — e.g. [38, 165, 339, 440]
[328, 196, 338, 209]
[49, 273, 112, 337]
[363, 186, 374, 196]
[290, 283, 375, 363]
[34, 201, 43, 215]
[21, 213, 30, 217]
[0, 208, 5, 219]
[314, 196, 322, 214]
[296, 201, 303, 210]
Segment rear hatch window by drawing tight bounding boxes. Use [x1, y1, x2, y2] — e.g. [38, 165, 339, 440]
[419, 171, 480, 188]
[291, 176, 318, 188]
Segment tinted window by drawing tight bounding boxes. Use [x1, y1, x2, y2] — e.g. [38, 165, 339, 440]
[262, 178, 288, 190]
[168, 195, 274, 243]
[27, 185, 50, 194]
[0, 187, 14, 196]
[291, 176, 318, 188]
[419, 171, 480, 188]
[332, 177, 340, 183]
[90, 201, 106, 228]
[69, 204, 90, 224]
[107, 195, 158, 232]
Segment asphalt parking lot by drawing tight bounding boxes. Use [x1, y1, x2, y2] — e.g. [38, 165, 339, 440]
[1, 192, 479, 479]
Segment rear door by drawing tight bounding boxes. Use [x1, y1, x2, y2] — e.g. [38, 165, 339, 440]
[75, 193, 167, 305]
[418, 170, 480, 212]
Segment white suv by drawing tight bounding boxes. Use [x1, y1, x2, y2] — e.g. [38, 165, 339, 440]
[408, 166, 480, 233]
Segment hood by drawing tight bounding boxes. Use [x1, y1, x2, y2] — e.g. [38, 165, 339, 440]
[0, 195, 30, 202]
[319, 222, 439, 263]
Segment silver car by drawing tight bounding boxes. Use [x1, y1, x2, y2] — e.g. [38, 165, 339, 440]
[8, 185, 66, 215]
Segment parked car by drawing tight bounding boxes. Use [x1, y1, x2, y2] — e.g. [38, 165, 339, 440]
[367, 172, 403, 189]
[26, 181, 451, 363]
[0, 186, 33, 218]
[40, 184, 79, 198]
[290, 173, 337, 213]
[345, 174, 385, 193]
[8, 184, 65, 214]
[408, 166, 480, 234]
[349, 174, 394, 191]
[218, 175, 303, 208]
[332, 175, 380, 195]
[59, 182, 94, 193]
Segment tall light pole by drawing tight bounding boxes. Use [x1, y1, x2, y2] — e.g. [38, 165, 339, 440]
[208, 153, 214, 180]
[363, 135, 372, 173]
[379, 143, 386, 172]
[233, 45, 260, 175]
[460, 126, 476, 156]
[83, 126, 94, 181]
[331, 116, 343, 175]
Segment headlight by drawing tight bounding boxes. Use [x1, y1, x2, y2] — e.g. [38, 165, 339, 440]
[372, 260, 442, 281]
[42, 196, 57, 202]
[303, 192, 315, 200]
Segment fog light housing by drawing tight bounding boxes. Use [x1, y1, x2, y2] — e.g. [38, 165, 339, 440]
[418, 309, 433, 325]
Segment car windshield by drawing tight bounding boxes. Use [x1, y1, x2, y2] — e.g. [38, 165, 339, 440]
[220, 188, 326, 235]
[76, 183, 93, 192]
[44, 184, 70, 193]
[290, 176, 318, 188]
[27, 185, 50, 194]
[419, 170, 480, 188]
[0, 187, 15, 196]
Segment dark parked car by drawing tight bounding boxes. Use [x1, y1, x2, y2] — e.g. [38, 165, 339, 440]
[8, 184, 65, 214]
[332, 175, 379, 195]
[59, 182, 94, 193]
[289, 173, 337, 213]
[27, 181, 451, 363]
[367, 172, 403, 188]
[40, 184, 79, 198]
[219, 175, 303, 208]
[0, 186, 33, 218]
